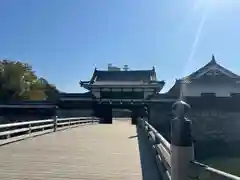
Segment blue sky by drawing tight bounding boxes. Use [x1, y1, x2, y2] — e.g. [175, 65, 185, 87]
[0, 0, 240, 92]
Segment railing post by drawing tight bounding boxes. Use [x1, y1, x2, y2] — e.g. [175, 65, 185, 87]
[53, 115, 57, 132]
[171, 101, 194, 180]
[28, 123, 32, 134]
[53, 106, 58, 132]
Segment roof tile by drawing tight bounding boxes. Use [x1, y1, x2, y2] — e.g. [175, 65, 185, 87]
[93, 70, 154, 82]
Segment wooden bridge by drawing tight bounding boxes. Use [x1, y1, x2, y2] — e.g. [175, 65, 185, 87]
[0, 118, 160, 180]
[0, 102, 240, 180]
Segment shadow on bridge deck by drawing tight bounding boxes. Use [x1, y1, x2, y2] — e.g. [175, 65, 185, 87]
[0, 118, 160, 180]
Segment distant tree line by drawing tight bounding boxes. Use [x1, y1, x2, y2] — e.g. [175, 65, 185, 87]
[0, 60, 59, 102]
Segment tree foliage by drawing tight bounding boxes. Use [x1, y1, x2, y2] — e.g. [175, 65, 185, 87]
[0, 60, 58, 102]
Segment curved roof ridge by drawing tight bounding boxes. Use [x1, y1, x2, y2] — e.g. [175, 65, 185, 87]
[180, 55, 240, 80]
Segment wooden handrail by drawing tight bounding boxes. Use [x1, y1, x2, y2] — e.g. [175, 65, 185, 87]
[138, 118, 171, 180]
[57, 117, 94, 122]
[0, 117, 99, 144]
[0, 117, 99, 129]
[138, 117, 240, 180]
[191, 161, 240, 180]
[140, 119, 170, 153]
[0, 119, 53, 129]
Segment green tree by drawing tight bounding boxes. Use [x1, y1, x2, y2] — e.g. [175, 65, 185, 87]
[37, 77, 59, 101]
[0, 60, 58, 101]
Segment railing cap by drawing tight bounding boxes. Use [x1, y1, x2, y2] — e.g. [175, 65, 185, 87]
[172, 100, 190, 117]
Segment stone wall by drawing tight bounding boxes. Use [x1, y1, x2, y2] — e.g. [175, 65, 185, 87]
[148, 104, 172, 141]
[188, 110, 240, 142]
[57, 109, 93, 118]
[149, 103, 240, 142]
[187, 109, 240, 159]
[148, 104, 240, 159]
[148, 105, 169, 125]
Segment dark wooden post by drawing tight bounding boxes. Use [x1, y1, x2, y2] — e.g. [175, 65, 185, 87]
[104, 104, 112, 124]
[92, 102, 99, 118]
[131, 108, 138, 125]
[171, 101, 194, 180]
[97, 104, 112, 124]
[53, 106, 58, 132]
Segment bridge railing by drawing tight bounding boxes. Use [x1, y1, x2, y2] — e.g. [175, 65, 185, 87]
[139, 118, 171, 180]
[191, 161, 240, 180]
[0, 116, 99, 144]
[138, 101, 240, 180]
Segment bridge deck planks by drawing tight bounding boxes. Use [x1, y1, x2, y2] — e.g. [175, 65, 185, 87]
[0, 119, 161, 180]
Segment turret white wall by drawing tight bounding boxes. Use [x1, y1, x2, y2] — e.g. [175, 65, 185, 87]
[181, 83, 240, 97]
